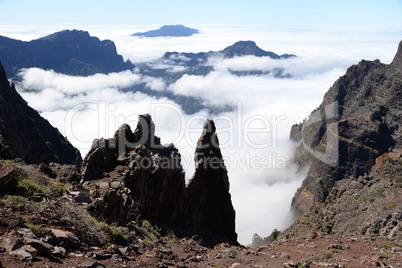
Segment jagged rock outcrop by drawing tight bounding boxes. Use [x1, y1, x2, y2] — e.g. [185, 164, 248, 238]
[83, 114, 237, 245]
[185, 120, 237, 243]
[0, 30, 134, 78]
[0, 61, 81, 165]
[289, 41, 402, 238]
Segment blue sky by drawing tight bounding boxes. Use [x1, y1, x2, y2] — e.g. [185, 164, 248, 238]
[0, 0, 401, 26]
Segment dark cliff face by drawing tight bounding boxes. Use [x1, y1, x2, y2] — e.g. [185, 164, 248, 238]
[82, 114, 237, 245]
[0, 30, 134, 78]
[0, 61, 82, 165]
[291, 40, 402, 217]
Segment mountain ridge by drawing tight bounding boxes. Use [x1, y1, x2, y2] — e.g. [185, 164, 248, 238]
[0, 30, 134, 78]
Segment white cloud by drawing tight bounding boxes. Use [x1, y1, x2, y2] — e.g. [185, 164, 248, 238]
[16, 68, 141, 95]
[142, 76, 166, 91]
[166, 66, 188, 73]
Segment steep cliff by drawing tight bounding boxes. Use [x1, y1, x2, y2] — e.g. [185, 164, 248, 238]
[82, 114, 237, 245]
[288, 40, 402, 242]
[0, 61, 81, 165]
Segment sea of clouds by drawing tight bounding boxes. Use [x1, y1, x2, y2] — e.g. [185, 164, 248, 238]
[2, 24, 401, 245]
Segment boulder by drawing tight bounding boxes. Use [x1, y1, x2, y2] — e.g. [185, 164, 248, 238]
[72, 192, 92, 203]
[0, 231, 24, 252]
[10, 245, 37, 261]
[24, 237, 53, 253]
[52, 246, 67, 257]
[49, 228, 81, 248]
[0, 165, 18, 194]
[17, 228, 37, 239]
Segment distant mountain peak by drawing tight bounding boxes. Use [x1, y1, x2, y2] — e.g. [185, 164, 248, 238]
[131, 25, 199, 38]
[222, 40, 296, 59]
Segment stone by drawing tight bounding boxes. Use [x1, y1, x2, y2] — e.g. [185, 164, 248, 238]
[49, 228, 80, 248]
[0, 231, 24, 252]
[0, 165, 18, 194]
[39, 163, 57, 178]
[17, 228, 37, 239]
[10, 245, 37, 261]
[77, 262, 106, 268]
[328, 244, 342, 250]
[90, 188, 135, 226]
[283, 260, 297, 267]
[310, 231, 318, 239]
[117, 247, 128, 255]
[24, 237, 53, 253]
[388, 222, 402, 240]
[52, 246, 66, 257]
[73, 192, 92, 203]
[81, 141, 117, 181]
[93, 252, 112, 260]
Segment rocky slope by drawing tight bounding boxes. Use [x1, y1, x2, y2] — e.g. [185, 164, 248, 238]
[0, 159, 401, 267]
[0, 61, 81, 165]
[131, 24, 199, 37]
[0, 30, 134, 77]
[289, 40, 402, 243]
[82, 114, 237, 246]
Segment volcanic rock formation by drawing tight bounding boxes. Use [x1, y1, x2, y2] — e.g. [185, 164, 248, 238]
[82, 114, 237, 245]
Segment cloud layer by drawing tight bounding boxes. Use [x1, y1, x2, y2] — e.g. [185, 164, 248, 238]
[9, 24, 402, 245]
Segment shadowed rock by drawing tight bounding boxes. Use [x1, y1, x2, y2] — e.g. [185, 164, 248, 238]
[0, 61, 81, 165]
[186, 120, 237, 243]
